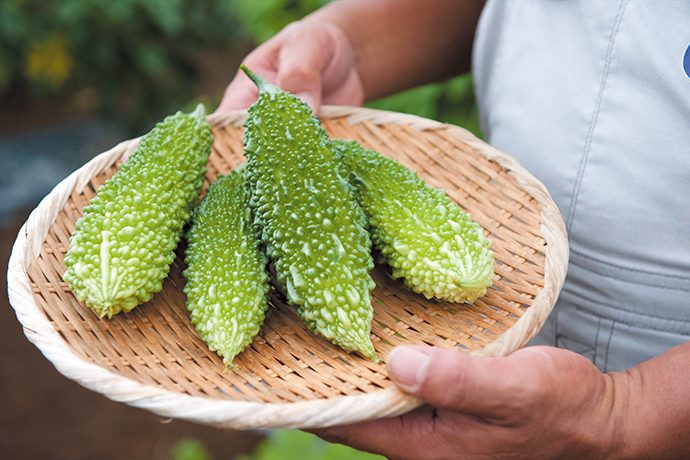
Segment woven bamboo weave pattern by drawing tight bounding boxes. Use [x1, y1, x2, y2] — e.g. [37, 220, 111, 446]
[10, 106, 568, 428]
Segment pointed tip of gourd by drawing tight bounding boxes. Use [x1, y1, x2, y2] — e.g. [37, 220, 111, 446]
[366, 350, 380, 363]
[233, 161, 247, 174]
[240, 64, 278, 95]
[240, 64, 261, 85]
[354, 339, 379, 362]
[222, 355, 239, 369]
[192, 103, 206, 120]
[362, 349, 379, 363]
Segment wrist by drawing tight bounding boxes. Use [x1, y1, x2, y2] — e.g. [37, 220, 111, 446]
[558, 371, 628, 459]
[602, 344, 690, 460]
[596, 372, 631, 459]
[608, 367, 660, 460]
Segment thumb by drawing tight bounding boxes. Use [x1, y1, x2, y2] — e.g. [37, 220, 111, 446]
[387, 345, 534, 417]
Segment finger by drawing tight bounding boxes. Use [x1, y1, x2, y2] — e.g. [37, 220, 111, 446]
[275, 24, 335, 111]
[310, 406, 442, 459]
[216, 44, 280, 113]
[319, 23, 364, 107]
[321, 69, 365, 107]
[216, 69, 259, 113]
[387, 346, 540, 418]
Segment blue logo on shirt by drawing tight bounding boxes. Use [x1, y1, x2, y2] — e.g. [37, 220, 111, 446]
[685, 43, 690, 78]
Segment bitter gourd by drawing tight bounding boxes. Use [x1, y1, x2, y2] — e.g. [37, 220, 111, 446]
[241, 65, 377, 360]
[64, 104, 213, 317]
[183, 170, 269, 364]
[333, 139, 494, 303]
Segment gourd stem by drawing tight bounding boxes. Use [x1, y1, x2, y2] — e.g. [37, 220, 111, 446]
[240, 65, 279, 96]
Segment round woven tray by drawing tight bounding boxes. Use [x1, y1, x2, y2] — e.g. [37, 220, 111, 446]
[8, 106, 568, 430]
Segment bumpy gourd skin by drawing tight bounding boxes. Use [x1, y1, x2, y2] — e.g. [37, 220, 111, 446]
[64, 104, 213, 317]
[183, 171, 269, 364]
[333, 139, 494, 303]
[241, 66, 377, 360]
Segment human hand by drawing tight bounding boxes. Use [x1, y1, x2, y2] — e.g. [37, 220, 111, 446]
[312, 345, 629, 460]
[217, 20, 363, 114]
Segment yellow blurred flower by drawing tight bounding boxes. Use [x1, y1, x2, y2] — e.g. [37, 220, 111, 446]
[24, 34, 74, 88]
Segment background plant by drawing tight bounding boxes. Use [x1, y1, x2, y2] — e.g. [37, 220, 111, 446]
[0, 0, 241, 129]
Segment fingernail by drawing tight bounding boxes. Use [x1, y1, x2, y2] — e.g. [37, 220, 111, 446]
[387, 346, 431, 393]
[296, 92, 316, 112]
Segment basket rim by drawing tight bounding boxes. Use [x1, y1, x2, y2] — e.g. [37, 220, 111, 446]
[6, 105, 568, 430]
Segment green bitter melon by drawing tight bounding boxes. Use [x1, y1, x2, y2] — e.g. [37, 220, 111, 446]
[64, 104, 213, 317]
[241, 65, 377, 360]
[183, 170, 269, 364]
[333, 139, 494, 303]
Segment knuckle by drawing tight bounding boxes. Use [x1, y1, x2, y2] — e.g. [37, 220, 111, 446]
[279, 63, 318, 84]
[505, 382, 539, 414]
[242, 54, 265, 70]
[284, 19, 328, 40]
[280, 20, 303, 35]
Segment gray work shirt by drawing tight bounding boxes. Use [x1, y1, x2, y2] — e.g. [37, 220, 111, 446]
[473, 0, 690, 371]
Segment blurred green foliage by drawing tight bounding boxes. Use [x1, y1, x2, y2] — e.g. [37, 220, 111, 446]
[172, 438, 213, 460]
[169, 430, 383, 460]
[235, 430, 383, 460]
[233, 0, 330, 43]
[0, 0, 240, 129]
[367, 74, 483, 138]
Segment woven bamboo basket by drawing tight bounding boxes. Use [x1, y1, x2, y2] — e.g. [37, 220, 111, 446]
[7, 106, 568, 430]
